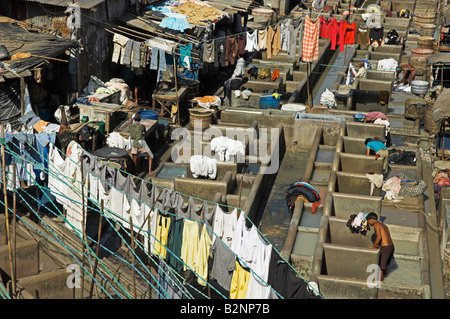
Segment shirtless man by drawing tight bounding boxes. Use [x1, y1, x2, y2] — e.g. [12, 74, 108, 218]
[366, 212, 395, 281]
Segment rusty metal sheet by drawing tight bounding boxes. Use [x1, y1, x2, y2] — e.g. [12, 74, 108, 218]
[18, 0, 105, 9]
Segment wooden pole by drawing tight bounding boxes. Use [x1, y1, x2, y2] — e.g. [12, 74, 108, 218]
[173, 53, 181, 127]
[20, 76, 25, 117]
[12, 165, 16, 299]
[1, 124, 15, 298]
[80, 160, 87, 298]
[129, 216, 137, 299]
[89, 199, 103, 299]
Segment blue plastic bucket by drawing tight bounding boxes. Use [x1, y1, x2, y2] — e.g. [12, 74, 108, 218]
[260, 94, 281, 109]
[137, 110, 159, 120]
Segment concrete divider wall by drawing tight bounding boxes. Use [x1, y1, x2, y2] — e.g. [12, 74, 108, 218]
[346, 122, 386, 139]
[323, 243, 380, 280]
[339, 153, 384, 174]
[0, 215, 6, 245]
[0, 240, 39, 278]
[335, 171, 382, 196]
[331, 192, 382, 219]
[328, 216, 375, 248]
[15, 269, 78, 299]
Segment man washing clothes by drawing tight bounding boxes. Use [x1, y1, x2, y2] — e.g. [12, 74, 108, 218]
[366, 212, 395, 282]
[365, 137, 389, 174]
[129, 113, 155, 175]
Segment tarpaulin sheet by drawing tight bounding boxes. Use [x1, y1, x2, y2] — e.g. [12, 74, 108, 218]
[0, 80, 21, 124]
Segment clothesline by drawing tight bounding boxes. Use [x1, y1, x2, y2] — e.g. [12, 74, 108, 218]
[1, 137, 322, 299]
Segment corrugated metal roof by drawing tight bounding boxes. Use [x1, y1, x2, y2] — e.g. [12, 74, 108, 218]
[20, 0, 105, 9]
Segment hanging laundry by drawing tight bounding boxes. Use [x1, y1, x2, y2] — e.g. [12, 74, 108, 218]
[267, 24, 281, 59]
[196, 223, 213, 286]
[210, 237, 236, 293]
[319, 16, 332, 39]
[212, 205, 238, 247]
[214, 29, 226, 68]
[245, 237, 272, 299]
[257, 28, 268, 50]
[280, 19, 291, 52]
[150, 46, 167, 71]
[203, 40, 215, 63]
[225, 36, 239, 66]
[112, 33, 129, 64]
[229, 259, 250, 299]
[355, 23, 370, 49]
[178, 43, 192, 69]
[343, 21, 357, 45]
[236, 33, 246, 56]
[369, 26, 384, 47]
[302, 15, 321, 62]
[329, 17, 344, 52]
[130, 40, 142, 68]
[289, 17, 303, 59]
[245, 30, 258, 52]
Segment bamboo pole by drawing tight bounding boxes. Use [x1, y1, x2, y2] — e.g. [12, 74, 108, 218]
[12, 164, 16, 298]
[1, 124, 15, 298]
[80, 160, 87, 299]
[89, 199, 104, 299]
[173, 53, 181, 127]
[129, 216, 137, 299]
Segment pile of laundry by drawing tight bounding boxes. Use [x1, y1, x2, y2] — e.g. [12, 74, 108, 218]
[320, 89, 336, 109]
[285, 182, 321, 214]
[210, 136, 245, 161]
[388, 149, 416, 166]
[189, 155, 217, 179]
[346, 212, 370, 235]
[383, 170, 427, 201]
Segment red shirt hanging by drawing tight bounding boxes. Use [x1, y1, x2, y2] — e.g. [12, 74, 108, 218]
[329, 18, 344, 52]
[343, 21, 356, 45]
[319, 16, 332, 39]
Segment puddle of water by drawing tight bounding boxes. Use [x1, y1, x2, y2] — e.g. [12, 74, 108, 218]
[245, 164, 260, 175]
[393, 239, 419, 256]
[292, 231, 318, 256]
[315, 149, 335, 163]
[156, 165, 187, 179]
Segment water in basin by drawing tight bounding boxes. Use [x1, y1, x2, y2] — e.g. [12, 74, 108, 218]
[315, 149, 335, 163]
[156, 165, 187, 179]
[292, 231, 318, 256]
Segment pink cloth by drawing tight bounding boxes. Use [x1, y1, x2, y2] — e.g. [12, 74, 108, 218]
[365, 111, 388, 123]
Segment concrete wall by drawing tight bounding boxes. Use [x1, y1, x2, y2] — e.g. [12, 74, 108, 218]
[331, 192, 382, 219]
[335, 171, 382, 196]
[346, 122, 386, 139]
[0, 239, 39, 278]
[323, 243, 380, 280]
[339, 153, 384, 174]
[16, 268, 78, 299]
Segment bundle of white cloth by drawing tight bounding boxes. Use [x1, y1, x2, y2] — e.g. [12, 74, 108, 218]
[320, 89, 336, 108]
[210, 136, 245, 161]
[377, 58, 398, 71]
[190, 155, 217, 179]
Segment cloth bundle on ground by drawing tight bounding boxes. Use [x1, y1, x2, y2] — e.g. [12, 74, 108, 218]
[285, 182, 320, 214]
[189, 155, 217, 179]
[193, 95, 221, 109]
[320, 89, 336, 108]
[383, 170, 427, 200]
[346, 212, 370, 235]
[388, 149, 416, 166]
